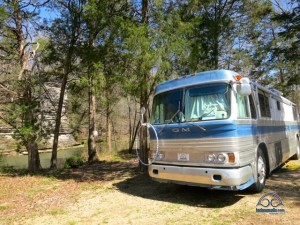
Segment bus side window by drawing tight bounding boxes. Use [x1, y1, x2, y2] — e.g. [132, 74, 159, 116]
[237, 95, 250, 118]
[258, 92, 271, 117]
[276, 101, 281, 110]
[249, 95, 257, 119]
[292, 106, 298, 121]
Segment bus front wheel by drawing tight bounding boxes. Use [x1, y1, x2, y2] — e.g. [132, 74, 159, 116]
[291, 136, 300, 160]
[250, 149, 267, 193]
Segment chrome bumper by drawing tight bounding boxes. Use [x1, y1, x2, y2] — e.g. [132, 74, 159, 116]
[149, 164, 254, 190]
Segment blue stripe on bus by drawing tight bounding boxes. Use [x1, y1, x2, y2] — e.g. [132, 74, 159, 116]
[149, 122, 300, 140]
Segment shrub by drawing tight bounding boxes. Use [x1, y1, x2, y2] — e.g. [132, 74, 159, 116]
[64, 154, 84, 169]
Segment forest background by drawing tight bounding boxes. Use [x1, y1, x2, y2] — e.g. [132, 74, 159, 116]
[0, 0, 299, 172]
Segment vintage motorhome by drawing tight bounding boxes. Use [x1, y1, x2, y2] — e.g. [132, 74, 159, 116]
[141, 69, 300, 192]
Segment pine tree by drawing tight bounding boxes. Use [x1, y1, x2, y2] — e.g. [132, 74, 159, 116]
[0, 0, 50, 172]
[44, 0, 85, 169]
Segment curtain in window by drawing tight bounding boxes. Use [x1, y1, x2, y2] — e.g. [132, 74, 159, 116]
[237, 95, 249, 118]
[185, 93, 229, 120]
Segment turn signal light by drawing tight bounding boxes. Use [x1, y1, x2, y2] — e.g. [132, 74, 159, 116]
[234, 74, 242, 81]
[228, 153, 235, 163]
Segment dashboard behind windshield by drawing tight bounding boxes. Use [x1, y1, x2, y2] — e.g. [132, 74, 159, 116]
[151, 83, 231, 124]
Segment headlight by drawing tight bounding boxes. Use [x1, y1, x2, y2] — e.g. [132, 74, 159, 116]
[217, 154, 226, 162]
[207, 154, 216, 162]
[158, 152, 165, 160]
[206, 152, 236, 164]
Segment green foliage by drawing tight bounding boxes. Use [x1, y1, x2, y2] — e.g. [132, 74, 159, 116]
[0, 0, 299, 167]
[271, 1, 300, 90]
[64, 154, 84, 169]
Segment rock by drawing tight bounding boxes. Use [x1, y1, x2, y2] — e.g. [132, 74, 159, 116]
[0, 82, 78, 150]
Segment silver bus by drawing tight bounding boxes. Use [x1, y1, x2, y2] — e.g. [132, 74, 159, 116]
[141, 70, 300, 192]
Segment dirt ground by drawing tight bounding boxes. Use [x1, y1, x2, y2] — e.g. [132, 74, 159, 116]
[0, 153, 299, 225]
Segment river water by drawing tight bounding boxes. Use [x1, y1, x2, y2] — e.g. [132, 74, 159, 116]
[0, 147, 84, 169]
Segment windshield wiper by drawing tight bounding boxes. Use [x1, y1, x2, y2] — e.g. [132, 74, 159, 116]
[158, 109, 181, 135]
[188, 123, 206, 132]
[184, 119, 207, 131]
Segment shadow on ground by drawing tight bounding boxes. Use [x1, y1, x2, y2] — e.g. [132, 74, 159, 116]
[0, 160, 138, 182]
[265, 167, 300, 203]
[113, 172, 246, 208]
[1, 158, 299, 208]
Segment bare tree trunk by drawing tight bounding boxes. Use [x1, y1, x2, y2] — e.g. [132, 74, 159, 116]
[138, 0, 149, 172]
[106, 95, 112, 152]
[88, 78, 98, 161]
[139, 105, 148, 171]
[13, 0, 41, 172]
[13, 0, 27, 80]
[106, 117, 112, 152]
[51, 1, 82, 168]
[27, 141, 41, 172]
[51, 74, 67, 169]
[128, 97, 132, 151]
[129, 120, 140, 153]
[24, 76, 41, 172]
[112, 119, 117, 151]
[129, 99, 138, 153]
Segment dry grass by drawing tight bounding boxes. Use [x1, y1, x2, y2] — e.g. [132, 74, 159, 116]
[0, 152, 299, 225]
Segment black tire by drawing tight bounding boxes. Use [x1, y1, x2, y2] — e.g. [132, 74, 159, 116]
[291, 137, 300, 160]
[249, 149, 267, 193]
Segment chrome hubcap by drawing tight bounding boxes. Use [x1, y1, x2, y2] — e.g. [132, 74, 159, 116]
[257, 156, 266, 184]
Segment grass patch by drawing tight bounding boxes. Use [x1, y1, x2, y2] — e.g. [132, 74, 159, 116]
[67, 220, 77, 225]
[27, 187, 47, 198]
[283, 160, 300, 170]
[49, 208, 67, 216]
[0, 166, 28, 174]
[0, 205, 8, 211]
[40, 177, 59, 185]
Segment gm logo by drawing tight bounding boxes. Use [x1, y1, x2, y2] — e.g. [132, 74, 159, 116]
[172, 128, 190, 133]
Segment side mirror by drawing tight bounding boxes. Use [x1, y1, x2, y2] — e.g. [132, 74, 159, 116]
[237, 77, 252, 96]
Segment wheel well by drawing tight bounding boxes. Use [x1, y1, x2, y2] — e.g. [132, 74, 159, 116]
[258, 143, 270, 178]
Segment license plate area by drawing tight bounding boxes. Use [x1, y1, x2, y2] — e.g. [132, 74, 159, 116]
[177, 153, 189, 161]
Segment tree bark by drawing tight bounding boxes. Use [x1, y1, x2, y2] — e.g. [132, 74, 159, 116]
[13, 0, 27, 80]
[139, 90, 148, 171]
[128, 97, 132, 151]
[138, 0, 149, 172]
[106, 115, 112, 152]
[88, 77, 98, 161]
[24, 76, 41, 172]
[139, 105, 148, 172]
[27, 140, 41, 172]
[12, 0, 41, 172]
[51, 74, 67, 169]
[51, 1, 81, 169]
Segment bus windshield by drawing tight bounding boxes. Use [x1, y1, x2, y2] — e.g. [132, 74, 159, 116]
[151, 83, 231, 124]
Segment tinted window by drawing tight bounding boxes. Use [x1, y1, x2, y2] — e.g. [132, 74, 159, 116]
[151, 89, 183, 124]
[293, 106, 298, 121]
[151, 83, 231, 124]
[185, 84, 231, 121]
[237, 95, 250, 118]
[258, 92, 271, 117]
[277, 101, 281, 111]
[249, 95, 257, 119]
